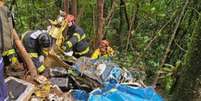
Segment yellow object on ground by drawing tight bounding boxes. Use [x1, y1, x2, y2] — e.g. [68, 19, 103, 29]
[35, 83, 52, 98]
[44, 48, 70, 68]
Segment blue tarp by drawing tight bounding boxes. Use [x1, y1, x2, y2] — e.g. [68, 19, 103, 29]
[71, 90, 89, 101]
[0, 57, 7, 100]
[88, 83, 163, 101]
[72, 83, 163, 101]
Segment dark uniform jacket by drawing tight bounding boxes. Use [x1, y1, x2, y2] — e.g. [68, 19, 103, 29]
[64, 24, 89, 58]
[22, 31, 46, 73]
[22, 31, 41, 53]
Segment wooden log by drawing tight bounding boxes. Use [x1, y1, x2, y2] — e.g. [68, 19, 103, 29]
[12, 29, 38, 77]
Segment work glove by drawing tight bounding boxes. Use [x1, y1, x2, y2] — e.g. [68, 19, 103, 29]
[64, 51, 73, 56]
[39, 55, 45, 63]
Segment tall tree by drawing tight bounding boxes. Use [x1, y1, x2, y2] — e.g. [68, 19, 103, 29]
[96, 0, 105, 46]
[171, 3, 201, 101]
[119, 0, 129, 49]
[64, 0, 69, 14]
[71, 0, 77, 18]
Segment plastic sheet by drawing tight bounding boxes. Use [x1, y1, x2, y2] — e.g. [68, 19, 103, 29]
[88, 83, 163, 101]
[71, 90, 89, 101]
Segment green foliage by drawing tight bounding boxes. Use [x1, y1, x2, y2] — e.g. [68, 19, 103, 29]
[158, 60, 181, 93]
[8, 0, 60, 34]
[5, 0, 195, 96]
[77, 0, 96, 38]
[113, 50, 136, 68]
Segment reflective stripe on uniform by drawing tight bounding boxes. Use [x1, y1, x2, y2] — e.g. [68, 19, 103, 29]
[2, 49, 16, 56]
[73, 33, 86, 42]
[37, 65, 46, 73]
[81, 34, 86, 40]
[29, 53, 38, 58]
[66, 41, 73, 48]
[42, 49, 48, 55]
[11, 57, 17, 63]
[75, 47, 89, 55]
[73, 33, 81, 42]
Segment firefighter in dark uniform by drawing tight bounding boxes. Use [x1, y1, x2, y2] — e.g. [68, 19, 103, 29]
[62, 15, 90, 58]
[0, 0, 21, 70]
[0, 0, 9, 99]
[22, 30, 52, 73]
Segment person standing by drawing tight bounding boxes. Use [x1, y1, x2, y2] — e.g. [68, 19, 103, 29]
[0, 0, 8, 100]
[62, 14, 90, 58]
[0, 0, 22, 70]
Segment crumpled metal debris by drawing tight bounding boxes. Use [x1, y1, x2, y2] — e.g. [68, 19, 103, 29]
[44, 49, 70, 68]
[72, 57, 133, 84]
[50, 77, 69, 92]
[49, 67, 68, 77]
[5, 77, 35, 101]
[30, 96, 43, 101]
[34, 75, 48, 84]
[34, 82, 52, 98]
[48, 93, 63, 101]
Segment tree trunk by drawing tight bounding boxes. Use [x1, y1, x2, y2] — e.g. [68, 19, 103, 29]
[96, 0, 105, 46]
[171, 9, 201, 101]
[64, 0, 69, 14]
[12, 29, 38, 77]
[119, 0, 129, 49]
[125, 2, 139, 51]
[71, 0, 77, 18]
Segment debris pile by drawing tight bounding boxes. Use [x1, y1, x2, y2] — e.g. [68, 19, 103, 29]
[4, 57, 163, 101]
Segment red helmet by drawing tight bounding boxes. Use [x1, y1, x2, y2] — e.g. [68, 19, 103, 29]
[65, 14, 75, 23]
[99, 40, 109, 48]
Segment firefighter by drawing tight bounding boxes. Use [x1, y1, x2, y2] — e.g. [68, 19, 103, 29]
[22, 30, 52, 73]
[62, 14, 90, 58]
[0, 0, 22, 71]
[91, 40, 114, 59]
[0, 0, 9, 99]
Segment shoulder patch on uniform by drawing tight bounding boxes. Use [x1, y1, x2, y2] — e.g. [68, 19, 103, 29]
[30, 30, 47, 39]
